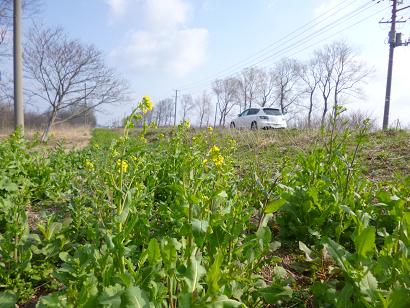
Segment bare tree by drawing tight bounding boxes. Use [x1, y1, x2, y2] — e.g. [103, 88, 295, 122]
[213, 77, 239, 126]
[257, 68, 276, 107]
[180, 94, 194, 122]
[154, 98, 174, 126]
[299, 58, 321, 128]
[237, 67, 261, 111]
[24, 25, 128, 141]
[272, 58, 302, 114]
[196, 91, 211, 128]
[314, 41, 371, 126]
[0, 0, 41, 52]
[330, 41, 372, 119]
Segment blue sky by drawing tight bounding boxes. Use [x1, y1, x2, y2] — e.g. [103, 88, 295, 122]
[27, 0, 410, 126]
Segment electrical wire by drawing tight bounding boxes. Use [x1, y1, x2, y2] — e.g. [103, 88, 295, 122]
[178, 0, 373, 91]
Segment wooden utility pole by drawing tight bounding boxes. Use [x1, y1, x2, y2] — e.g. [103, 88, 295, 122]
[13, 0, 24, 133]
[174, 89, 178, 126]
[381, 0, 409, 130]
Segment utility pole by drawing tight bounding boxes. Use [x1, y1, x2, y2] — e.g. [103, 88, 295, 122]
[381, 0, 409, 130]
[174, 89, 178, 126]
[13, 0, 24, 133]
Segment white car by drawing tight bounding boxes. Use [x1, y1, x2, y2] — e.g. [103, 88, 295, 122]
[230, 107, 287, 129]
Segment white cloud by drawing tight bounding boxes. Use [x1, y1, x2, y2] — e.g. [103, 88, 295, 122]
[114, 28, 208, 77]
[109, 0, 208, 77]
[106, 0, 127, 18]
[142, 0, 191, 30]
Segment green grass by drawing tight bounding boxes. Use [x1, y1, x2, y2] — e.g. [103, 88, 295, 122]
[1, 125, 409, 307]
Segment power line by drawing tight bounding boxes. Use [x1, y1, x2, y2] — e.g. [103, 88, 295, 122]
[180, 0, 378, 92]
[185, 5, 388, 98]
[181, 2, 385, 96]
[178, 0, 373, 91]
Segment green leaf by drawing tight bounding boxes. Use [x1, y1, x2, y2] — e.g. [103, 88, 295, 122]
[264, 199, 286, 214]
[37, 293, 67, 308]
[206, 250, 223, 294]
[0, 292, 16, 308]
[387, 288, 410, 308]
[147, 238, 161, 265]
[256, 284, 293, 304]
[354, 226, 375, 258]
[206, 296, 244, 308]
[298, 241, 313, 261]
[192, 219, 209, 247]
[183, 255, 206, 293]
[323, 238, 351, 273]
[120, 286, 150, 308]
[358, 270, 379, 303]
[161, 238, 178, 271]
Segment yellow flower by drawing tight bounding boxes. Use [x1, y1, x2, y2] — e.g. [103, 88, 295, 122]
[183, 120, 190, 128]
[202, 158, 208, 165]
[210, 145, 220, 154]
[139, 96, 154, 114]
[208, 126, 213, 132]
[131, 155, 138, 162]
[117, 159, 129, 173]
[85, 160, 94, 170]
[212, 155, 224, 167]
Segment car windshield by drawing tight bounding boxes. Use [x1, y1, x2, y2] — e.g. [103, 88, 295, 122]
[263, 108, 282, 116]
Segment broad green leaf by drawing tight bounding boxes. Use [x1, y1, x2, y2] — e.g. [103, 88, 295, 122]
[358, 270, 379, 303]
[120, 286, 150, 308]
[256, 284, 293, 304]
[161, 238, 177, 271]
[335, 283, 353, 308]
[183, 255, 206, 293]
[298, 241, 313, 261]
[147, 238, 161, 265]
[192, 219, 209, 247]
[323, 238, 351, 273]
[354, 226, 375, 258]
[264, 199, 286, 214]
[98, 284, 124, 307]
[206, 250, 223, 294]
[0, 292, 16, 308]
[37, 293, 67, 308]
[206, 296, 244, 308]
[387, 288, 410, 308]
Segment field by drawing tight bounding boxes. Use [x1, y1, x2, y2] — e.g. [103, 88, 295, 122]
[0, 116, 409, 307]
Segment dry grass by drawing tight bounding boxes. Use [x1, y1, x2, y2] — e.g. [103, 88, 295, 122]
[0, 125, 92, 149]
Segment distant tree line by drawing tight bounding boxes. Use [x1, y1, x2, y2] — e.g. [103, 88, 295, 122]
[1, 2, 129, 140]
[145, 40, 372, 129]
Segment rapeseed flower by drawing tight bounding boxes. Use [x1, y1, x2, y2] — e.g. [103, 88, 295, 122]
[210, 145, 220, 154]
[117, 159, 129, 173]
[85, 160, 94, 170]
[213, 155, 224, 167]
[208, 126, 213, 132]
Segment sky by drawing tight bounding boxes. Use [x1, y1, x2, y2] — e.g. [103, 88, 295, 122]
[18, 0, 410, 127]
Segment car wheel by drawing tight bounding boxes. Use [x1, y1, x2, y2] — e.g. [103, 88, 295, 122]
[251, 121, 258, 130]
[230, 122, 236, 129]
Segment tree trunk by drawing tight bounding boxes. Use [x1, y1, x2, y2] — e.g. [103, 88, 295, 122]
[321, 98, 328, 128]
[308, 91, 314, 129]
[41, 108, 58, 142]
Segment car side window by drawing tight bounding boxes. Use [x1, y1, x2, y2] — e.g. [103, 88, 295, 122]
[239, 110, 249, 117]
[247, 108, 260, 115]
